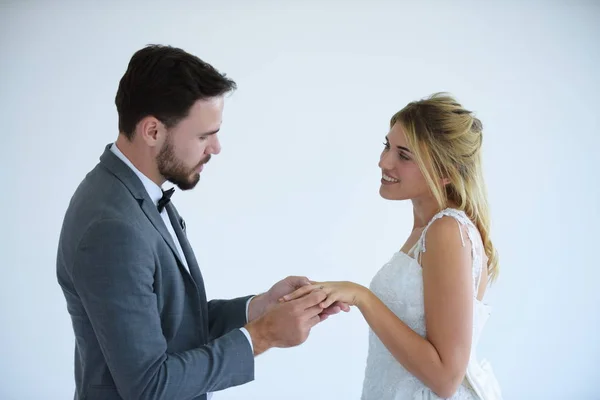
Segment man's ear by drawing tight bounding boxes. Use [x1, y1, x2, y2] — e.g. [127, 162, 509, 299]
[138, 116, 162, 147]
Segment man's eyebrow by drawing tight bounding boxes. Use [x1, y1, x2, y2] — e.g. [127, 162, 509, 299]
[200, 128, 220, 136]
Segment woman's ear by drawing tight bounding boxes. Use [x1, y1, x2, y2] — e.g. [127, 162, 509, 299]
[441, 177, 451, 186]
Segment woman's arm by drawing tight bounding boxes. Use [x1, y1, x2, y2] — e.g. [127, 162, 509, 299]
[281, 216, 475, 398]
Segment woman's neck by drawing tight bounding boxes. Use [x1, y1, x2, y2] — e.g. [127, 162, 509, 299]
[411, 196, 455, 229]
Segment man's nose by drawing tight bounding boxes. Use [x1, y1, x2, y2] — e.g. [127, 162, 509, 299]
[208, 135, 221, 155]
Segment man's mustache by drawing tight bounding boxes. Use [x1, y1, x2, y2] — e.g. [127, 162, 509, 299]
[197, 155, 211, 168]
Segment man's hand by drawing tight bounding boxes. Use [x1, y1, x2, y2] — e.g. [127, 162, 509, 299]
[318, 300, 351, 321]
[248, 276, 350, 322]
[248, 276, 311, 321]
[266, 275, 312, 305]
[281, 280, 365, 311]
[245, 289, 328, 355]
[271, 278, 351, 321]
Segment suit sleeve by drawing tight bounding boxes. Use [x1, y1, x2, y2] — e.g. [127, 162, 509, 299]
[207, 296, 254, 341]
[73, 219, 254, 400]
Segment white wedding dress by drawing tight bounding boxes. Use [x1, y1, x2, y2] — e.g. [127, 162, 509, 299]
[361, 208, 503, 400]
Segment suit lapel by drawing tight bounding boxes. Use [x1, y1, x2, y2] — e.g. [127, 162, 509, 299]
[140, 201, 189, 271]
[166, 203, 209, 330]
[166, 204, 206, 294]
[98, 144, 188, 271]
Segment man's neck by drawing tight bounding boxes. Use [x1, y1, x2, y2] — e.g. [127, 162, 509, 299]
[115, 135, 165, 187]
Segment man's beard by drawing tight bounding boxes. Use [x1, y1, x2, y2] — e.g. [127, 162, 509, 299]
[156, 137, 210, 191]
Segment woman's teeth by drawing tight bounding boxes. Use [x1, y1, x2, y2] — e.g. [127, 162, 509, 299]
[382, 174, 399, 183]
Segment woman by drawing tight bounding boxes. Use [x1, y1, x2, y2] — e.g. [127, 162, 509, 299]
[282, 93, 503, 399]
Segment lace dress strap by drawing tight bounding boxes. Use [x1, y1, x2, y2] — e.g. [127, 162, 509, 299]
[411, 208, 483, 295]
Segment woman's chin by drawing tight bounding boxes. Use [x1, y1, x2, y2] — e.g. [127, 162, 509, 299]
[379, 186, 394, 200]
[379, 186, 408, 201]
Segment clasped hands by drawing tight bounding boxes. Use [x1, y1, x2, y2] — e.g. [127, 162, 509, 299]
[261, 275, 364, 320]
[245, 276, 366, 355]
[278, 279, 366, 317]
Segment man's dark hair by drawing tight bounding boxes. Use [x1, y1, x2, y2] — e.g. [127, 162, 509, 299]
[115, 44, 237, 139]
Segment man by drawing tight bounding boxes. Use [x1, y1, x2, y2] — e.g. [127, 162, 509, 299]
[56, 44, 348, 400]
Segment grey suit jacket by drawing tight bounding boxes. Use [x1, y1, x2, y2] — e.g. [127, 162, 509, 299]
[56, 144, 255, 400]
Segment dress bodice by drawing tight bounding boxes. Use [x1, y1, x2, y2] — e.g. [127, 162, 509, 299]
[360, 208, 502, 400]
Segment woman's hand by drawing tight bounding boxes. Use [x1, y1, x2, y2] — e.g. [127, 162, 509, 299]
[279, 280, 367, 309]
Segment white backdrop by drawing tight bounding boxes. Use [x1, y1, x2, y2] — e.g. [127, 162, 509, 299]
[2, 1, 599, 399]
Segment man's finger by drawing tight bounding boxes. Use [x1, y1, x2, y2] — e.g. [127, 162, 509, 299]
[304, 302, 327, 318]
[280, 284, 316, 302]
[318, 301, 349, 320]
[320, 305, 339, 316]
[295, 288, 327, 309]
[288, 275, 311, 288]
[307, 314, 321, 328]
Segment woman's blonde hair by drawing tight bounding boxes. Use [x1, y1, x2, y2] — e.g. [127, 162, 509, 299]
[391, 92, 499, 282]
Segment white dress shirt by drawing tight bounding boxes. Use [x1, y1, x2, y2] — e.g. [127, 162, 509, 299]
[110, 143, 254, 399]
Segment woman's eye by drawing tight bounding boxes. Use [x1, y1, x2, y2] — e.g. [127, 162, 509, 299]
[399, 152, 410, 161]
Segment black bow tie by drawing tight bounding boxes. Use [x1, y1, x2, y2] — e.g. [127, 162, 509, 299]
[157, 188, 175, 213]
